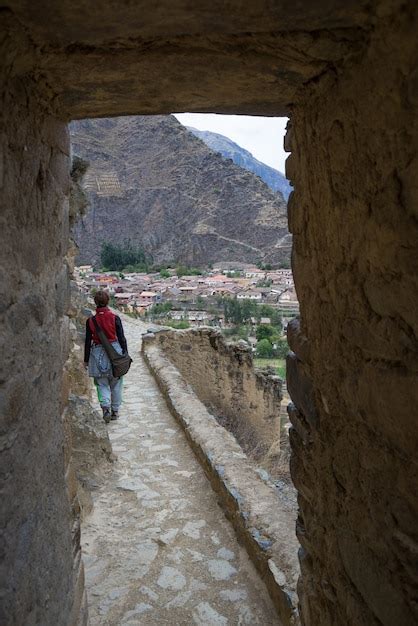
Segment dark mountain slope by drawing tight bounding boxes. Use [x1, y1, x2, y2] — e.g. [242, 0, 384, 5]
[70, 115, 291, 267]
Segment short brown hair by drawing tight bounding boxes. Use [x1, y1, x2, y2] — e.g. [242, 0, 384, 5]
[94, 290, 110, 307]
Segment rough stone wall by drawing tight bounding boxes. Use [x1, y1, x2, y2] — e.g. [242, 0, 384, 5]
[0, 75, 87, 624]
[286, 9, 418, 626]
[148, 329, 282, 462]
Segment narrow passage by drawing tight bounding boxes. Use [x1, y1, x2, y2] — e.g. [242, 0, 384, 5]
[82, 316, 279, 625]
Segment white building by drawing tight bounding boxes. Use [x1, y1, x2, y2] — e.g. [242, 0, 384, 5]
[237, 291, 262, 301]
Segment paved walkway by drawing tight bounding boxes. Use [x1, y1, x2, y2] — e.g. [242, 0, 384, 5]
[82, 316, 279, 625]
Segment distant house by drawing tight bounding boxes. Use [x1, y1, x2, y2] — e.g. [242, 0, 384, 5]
[163, 287, 182, 299]
[187, 311, 211, 327]
[205, 274, 228, 286]
[245, 269, 265, 279]
[138, 291, 161, 305]
[129, 282, 149, 293]
[278, 289, 299, 312]
[212, 286, 236, 297]
[255, 288, 271, 299]
[237, 290, 262, 301]
[275, 269, 293, 279]
[134, 302, 153, 315]
[76, 264, 93, 273]
[170, 310, 187, 321]
[114, 292, 136, 305]
[270, 270, 293, 286]
[178, 286, 198, 301]
[132, 273, 151, 281]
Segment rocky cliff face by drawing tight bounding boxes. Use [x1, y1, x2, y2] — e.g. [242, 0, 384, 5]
[70, 116, 291, 267]
[187, 127, 292, 200]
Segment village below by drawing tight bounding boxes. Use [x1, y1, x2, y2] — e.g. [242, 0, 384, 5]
[75, 258, 299, 380]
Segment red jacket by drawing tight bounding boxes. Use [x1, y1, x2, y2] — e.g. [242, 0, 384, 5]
[89, 306, 117, 344]
[84, 307, 128, 364]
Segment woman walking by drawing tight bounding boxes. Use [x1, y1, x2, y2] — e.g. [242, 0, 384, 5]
[84, 290, 128, 422]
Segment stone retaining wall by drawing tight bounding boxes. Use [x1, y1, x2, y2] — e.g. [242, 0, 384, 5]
[143, 328, 283, 465]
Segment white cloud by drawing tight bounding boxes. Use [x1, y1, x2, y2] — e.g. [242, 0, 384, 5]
[174, 113, 289, 174]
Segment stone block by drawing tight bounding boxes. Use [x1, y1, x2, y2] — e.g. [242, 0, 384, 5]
[287, 318, 310, 363]
[40, 117, 70, 156]
[337, 531, 416, 626]
[284, 121, 294, 153]
[287, 403, 312, 444]
[55, 263, 71, 318]
[285, 153, 297, 185]
[49, 149, 71, 194]
[286, 191, 298, 235]
[399, 155, 418, 219]
[65, 465, 79, 503]
[286, 353, 318, 429]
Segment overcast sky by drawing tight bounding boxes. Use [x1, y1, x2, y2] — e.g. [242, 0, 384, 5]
[174, 114, 289, 174]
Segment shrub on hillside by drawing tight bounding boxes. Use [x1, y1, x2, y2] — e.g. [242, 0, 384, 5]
[256, 338, 274, 358]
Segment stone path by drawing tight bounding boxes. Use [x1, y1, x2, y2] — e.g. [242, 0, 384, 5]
[82, 316, 280, 625]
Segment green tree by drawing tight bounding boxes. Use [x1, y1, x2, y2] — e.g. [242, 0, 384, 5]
[256, 278, 272, 287]
[176, 265, 187, 277]
[226, 298, 244, 324]
[256, 324, 275, 341]
[160, 268, 170, 278]
[257, 304, 282, 328]
[176, 265, 202, 277]
[256, 261, 272, 270]
[237, 325, 249, 341]
[256, 338, 273, 358]
[149, 301, 173, 317]
[240, 298, 257, 322]
[101, 240, 150, 271]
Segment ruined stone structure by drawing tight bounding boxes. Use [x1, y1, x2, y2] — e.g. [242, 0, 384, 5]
[1, 2, 417, 625]
[144, 328, 283, 463]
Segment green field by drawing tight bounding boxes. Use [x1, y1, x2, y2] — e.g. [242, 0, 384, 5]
[254, 358, 286, 379]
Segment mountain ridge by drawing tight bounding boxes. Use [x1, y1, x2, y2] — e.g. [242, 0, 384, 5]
[186, 126, 292, 200]
[70, 115, 291, 267]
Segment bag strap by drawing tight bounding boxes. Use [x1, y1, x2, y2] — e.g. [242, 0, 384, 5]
[91, 315, 119, 360]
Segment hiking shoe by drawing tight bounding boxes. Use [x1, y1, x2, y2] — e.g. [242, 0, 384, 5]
[111, 410, 119, 421]
[102, 407, 111, 423]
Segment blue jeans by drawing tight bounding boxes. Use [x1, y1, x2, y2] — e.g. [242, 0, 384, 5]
[94, 375, 123, 411]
